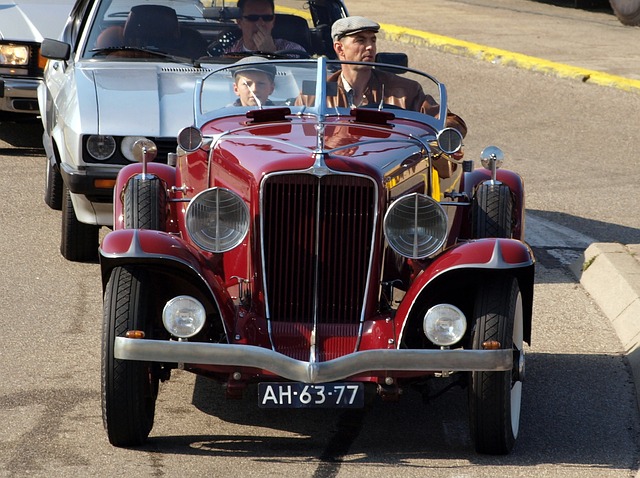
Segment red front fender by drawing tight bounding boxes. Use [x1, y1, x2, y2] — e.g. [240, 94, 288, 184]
[397, 238, 535, 342]
[99, 229, 235, 321]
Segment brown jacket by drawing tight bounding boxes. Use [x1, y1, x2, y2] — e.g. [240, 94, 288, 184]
[298, 69, 467, 137]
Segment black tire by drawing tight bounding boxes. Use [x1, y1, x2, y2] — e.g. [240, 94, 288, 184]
[471, 183, 513, 239]
[102, 266, 158, 447]
[60, 183, 99, 262]
[469, 276, 524, 455]
[123, 175, 167, 230]
[609, 0, 640, 26]
[44, 160, 63, 210]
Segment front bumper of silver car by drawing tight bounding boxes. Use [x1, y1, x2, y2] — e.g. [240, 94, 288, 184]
[114, 337, 513, 383]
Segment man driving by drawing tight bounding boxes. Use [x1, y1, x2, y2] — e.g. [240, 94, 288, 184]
[329, 16, 467, 137]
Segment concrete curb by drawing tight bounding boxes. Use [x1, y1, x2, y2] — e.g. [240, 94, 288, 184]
[570, 243, 640, 411]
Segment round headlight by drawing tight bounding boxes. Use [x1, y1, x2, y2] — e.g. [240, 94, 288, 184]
[121, 136, 150, 162]
[423, 304, 467, 346]
[86, 135, 116, 160]
[384, 193, 447, 258]
[186, 187, 249, 252]
[162, 295, 206, 338]
[437, 128, 463, 154]
[178, 126, 203, 152]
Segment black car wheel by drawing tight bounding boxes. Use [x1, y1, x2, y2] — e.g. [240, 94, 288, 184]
[471, 182, 513, 238]
[102, 266, 158, 447]
[44, 160, 63, 210]
[468, 276, 524, 455]
[60, 183, 99, 262]
[123, 175, 167, 230]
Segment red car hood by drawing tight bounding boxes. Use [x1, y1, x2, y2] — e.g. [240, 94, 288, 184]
[206, 115, 429, 180]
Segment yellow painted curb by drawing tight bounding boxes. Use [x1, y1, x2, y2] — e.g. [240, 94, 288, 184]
[276, 7, 640, 95]
[380, 24, 640, 94]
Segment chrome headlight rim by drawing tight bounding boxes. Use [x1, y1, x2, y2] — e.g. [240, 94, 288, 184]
[162, 295, 206, 339]
[383, 192, 448, 259]
[86, 135, 117, 161]
[185, 187, 250, 253]
[423, 303, 467, 347]
[177, 126, 203, 152]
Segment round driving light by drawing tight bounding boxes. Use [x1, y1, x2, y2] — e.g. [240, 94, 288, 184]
[162, 295, 206, 338]
[121, 136, 150, 161]
[186, 187, 249, 252]
[86, 135, 116, 160]
[423, 304, 467, 346]
[384, 193, 447, 259]
[437, 128, 463, 154]
[178, 126, 203, 152]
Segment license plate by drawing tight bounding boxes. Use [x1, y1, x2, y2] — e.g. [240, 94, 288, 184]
[258, 382, 364, 408]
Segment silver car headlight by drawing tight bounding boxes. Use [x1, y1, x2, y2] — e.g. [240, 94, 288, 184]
[384, 193, 447, 258]
[121, 136, 150, 161]
[0, 44, 30, 66]
[423, 304, 467, 346]
[86, 135, 116, 160]
[186, 187, 249, 252]
[162, 295, 206, 338]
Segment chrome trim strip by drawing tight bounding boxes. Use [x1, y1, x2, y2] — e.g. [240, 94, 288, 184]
[114, 337, 512, 384]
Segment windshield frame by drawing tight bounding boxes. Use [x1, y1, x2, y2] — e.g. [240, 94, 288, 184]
[193, 57, 448, 130]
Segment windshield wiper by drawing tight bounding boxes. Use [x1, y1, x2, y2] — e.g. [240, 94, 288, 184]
[90, 46, 195, 65]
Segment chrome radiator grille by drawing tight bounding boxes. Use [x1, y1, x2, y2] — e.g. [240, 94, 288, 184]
[262, 174, 376, 359]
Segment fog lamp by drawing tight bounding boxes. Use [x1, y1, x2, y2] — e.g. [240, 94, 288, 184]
[423, 304, 466, 346]
[162, 296, 206, 338]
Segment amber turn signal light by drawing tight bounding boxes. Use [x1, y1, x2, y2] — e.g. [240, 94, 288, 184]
[482, 340, 501, 350]
[125, 330, 145, 339]
[94, 179, 117, 189]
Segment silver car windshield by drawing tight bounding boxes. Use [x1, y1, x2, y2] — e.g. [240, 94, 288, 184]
[82, 0, 233, 60]
[196, 58, 447, 128]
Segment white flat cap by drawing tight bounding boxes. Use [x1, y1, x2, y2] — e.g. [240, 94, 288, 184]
[331, 16, 380, 41]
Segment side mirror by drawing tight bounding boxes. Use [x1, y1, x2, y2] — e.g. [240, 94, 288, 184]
[41, 39, 71, 61]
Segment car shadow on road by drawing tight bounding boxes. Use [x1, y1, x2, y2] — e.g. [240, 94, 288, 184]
[0, 120, 45, 156]
[534, 0, 613, 15]
[529, 209, 640, 245]
[139, 351, 639, 472]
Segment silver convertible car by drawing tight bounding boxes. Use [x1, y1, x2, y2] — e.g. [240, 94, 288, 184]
[39, 0, 345, 261]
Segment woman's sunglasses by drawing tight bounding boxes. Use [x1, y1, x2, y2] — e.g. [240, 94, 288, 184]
[242, 14, 275, 22]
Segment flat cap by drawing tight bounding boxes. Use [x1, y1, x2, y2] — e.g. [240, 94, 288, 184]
[331, 16, 380, 42]
[232, 56, 276, 80]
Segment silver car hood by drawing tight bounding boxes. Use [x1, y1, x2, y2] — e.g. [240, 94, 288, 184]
[0, 0, 73, 41]
[85, 64, 205, 138]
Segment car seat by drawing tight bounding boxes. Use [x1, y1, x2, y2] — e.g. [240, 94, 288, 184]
[122, 4, 207, 59]
[271, 14, 312, 53]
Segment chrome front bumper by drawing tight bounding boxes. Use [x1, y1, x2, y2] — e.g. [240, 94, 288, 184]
[114, 337, 513, 383]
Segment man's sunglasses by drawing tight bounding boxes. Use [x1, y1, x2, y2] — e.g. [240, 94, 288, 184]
[242, 14, 275, 22]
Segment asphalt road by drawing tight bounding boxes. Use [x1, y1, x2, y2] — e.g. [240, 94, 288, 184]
[1, 1, 640, 476]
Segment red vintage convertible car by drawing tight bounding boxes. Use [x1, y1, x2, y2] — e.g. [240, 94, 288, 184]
[99, 56, 534, 455]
